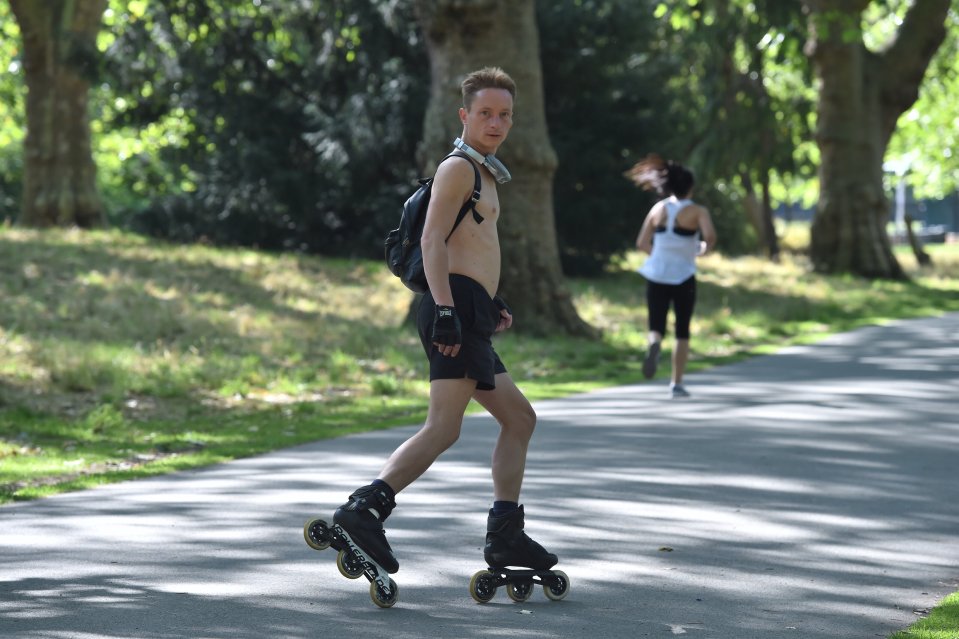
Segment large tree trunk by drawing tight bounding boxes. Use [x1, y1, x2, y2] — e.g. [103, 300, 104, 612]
[803, 0, 949, 278]
[10, 0, 106, 228]
[412, 0, 595, 337]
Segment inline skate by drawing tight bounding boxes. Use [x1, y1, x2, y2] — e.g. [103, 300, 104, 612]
[303, 484, 399, 608]
[468, 505, 570, 603]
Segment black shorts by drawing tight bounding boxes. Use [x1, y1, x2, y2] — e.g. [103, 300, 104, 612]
[417, 274, 507, 391]
[646, 275, 696, 339]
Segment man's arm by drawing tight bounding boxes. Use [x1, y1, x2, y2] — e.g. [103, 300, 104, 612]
[493, 295, 512, 333]
[421, 158, 475, 306]
[421, 158, 475, 357]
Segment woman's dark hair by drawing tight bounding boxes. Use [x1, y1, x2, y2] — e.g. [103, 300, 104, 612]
[624, 154, 694, 198]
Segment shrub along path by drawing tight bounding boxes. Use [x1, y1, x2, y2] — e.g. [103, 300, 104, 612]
[2, 313, 957, 638]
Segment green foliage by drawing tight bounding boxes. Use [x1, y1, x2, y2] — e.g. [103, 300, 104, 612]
[95, 0, 428, 255]
[537, 0, 679, 275]
[650, 1, 814, 249]
[539, 0, 818, 272]
[807, 1, 959, 202]
[2, 0, 956, 274]
[887, 7, 959, 200]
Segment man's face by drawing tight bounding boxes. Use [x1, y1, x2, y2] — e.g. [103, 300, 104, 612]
[460, 88, 514, 155]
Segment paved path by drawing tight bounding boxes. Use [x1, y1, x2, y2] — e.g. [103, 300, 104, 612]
[2, 313, 958, 639]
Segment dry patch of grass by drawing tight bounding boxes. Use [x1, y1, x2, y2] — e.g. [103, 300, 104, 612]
[2, 227, 957, 502]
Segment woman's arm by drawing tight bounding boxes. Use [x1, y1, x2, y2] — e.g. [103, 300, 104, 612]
[636, 202, 663, 254]
[697, 208, 717, 255]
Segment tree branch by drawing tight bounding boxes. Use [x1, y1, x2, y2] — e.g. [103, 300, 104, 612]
[878, 0, 950, 136]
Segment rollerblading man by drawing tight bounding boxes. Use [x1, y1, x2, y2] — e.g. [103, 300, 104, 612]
[304, 67, 568, 607]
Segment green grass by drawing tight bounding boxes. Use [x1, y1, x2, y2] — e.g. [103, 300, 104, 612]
[2, 225, 958, 504]
[891, 591, 959, 639]
[1, 228, 436, 499]
[2, 225, 958, 636]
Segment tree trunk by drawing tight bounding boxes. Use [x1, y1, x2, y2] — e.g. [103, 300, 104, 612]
[741, 171, 780, 260]
[760, 171, 780, 261]
[904, 214, 932, 267]
[10, 0, 106, 228]
[803, 0, 949, 278]
[740, 174, 766, 246]
[412, 0, 595, 337]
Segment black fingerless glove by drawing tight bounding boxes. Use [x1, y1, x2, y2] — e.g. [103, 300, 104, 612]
[493, 295, 512, 316]
[431, 305, 461, 346]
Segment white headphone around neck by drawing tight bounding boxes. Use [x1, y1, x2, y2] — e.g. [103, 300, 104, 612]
[452, 137, 512, 184]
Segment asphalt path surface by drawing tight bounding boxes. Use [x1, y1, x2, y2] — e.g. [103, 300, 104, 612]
[2, 313, 958, 638]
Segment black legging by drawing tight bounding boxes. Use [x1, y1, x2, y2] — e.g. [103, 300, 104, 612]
[646, 276, 696, 339]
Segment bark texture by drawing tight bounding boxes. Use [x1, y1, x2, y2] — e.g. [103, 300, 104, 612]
[413, 0, 595, 336]
[10, 0, 106, 228]
[803, 0, 949, 278]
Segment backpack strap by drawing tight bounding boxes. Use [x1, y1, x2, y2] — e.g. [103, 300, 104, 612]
[438, 151, 483, 242]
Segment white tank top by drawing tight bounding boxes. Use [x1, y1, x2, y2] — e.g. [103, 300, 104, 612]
[638, 197, 700, 285]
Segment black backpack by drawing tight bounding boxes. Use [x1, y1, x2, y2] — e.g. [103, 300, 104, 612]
[385, 151, 482, 294]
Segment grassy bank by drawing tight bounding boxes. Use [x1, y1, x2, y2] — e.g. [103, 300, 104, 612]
[2, 227, 957, 503]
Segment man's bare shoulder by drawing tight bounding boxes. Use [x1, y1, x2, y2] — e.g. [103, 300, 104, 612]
[433, 155, 477, 195]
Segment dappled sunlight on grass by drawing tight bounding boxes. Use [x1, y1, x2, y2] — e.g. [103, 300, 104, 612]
[1, 227, 957, 502]
[1, 228, 417, 406]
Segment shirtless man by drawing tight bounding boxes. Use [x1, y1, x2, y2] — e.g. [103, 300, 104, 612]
[331, 67, 558, 591]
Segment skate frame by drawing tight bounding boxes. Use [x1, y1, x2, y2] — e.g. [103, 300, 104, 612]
[331, 523, 394, 597]
[485, 567, 563, 589]
[303, 517, 398, 607]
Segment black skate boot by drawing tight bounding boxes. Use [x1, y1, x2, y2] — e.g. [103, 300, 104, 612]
[468, 505, 570, 604]
[303, 483, 400, 607]
[333, 484, 399, 574]
[484, 504, 557, 570]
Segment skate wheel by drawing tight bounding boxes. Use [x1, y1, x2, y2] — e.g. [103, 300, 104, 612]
[370, 578, 398, 608]
[506, 580, 533, 603]
[469, 570, 497, 604]
[336, 549, 364, 579]
[303, 518, 332, 551]
[543, 570, 570, 601]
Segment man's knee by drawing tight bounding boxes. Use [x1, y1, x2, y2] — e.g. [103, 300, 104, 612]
[526, 405, 537, 430]
[508, 404, 536, 440]
[425, 419, 462, 451]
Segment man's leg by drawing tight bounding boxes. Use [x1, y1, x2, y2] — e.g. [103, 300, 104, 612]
[377, 376, 477, 493]
[471, 372, 536, 502]
[472, 373, 557, 570]
[331, 378, 474, 576]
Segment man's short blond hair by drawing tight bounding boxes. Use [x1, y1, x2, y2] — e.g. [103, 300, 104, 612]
[461, 67, 516, 110]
